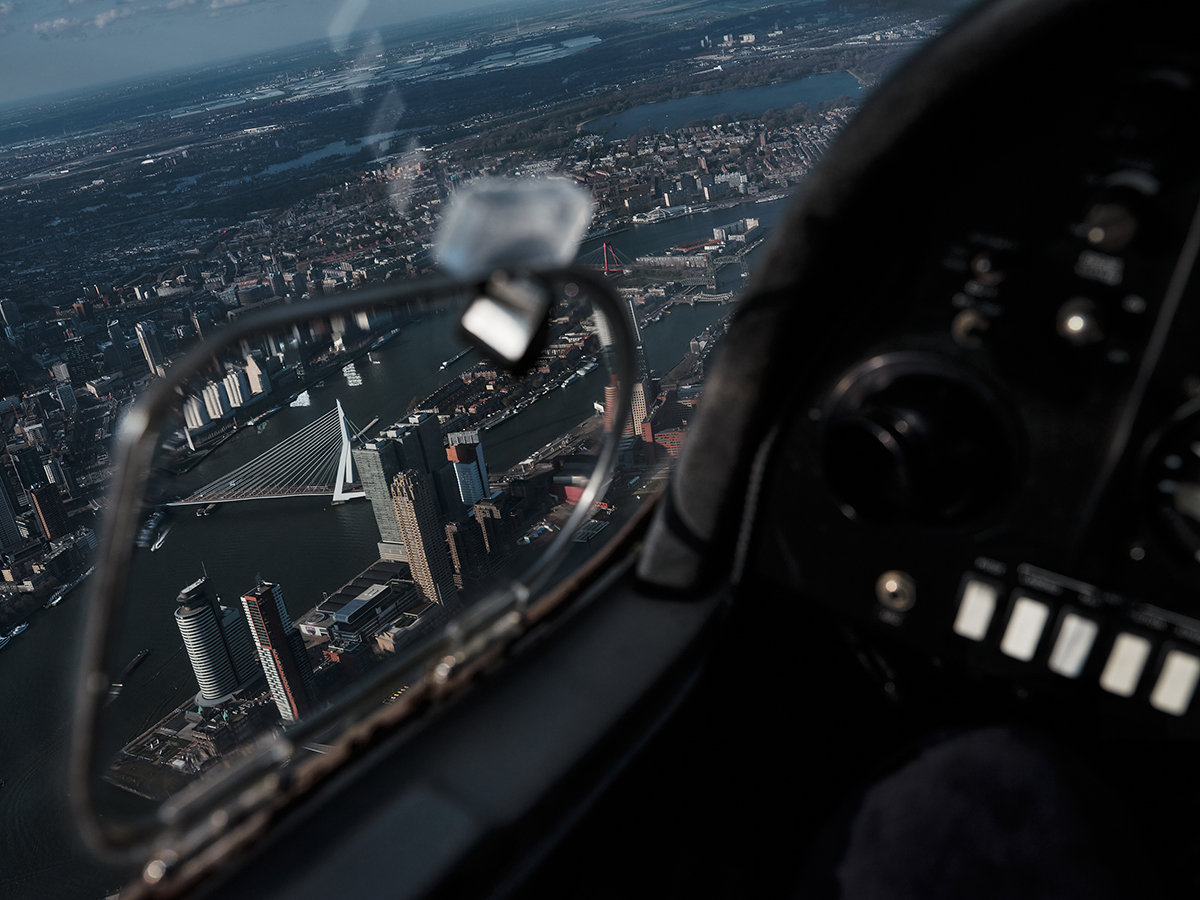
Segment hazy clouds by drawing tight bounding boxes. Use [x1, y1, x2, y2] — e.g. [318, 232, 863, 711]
[2, 0, 504, 106]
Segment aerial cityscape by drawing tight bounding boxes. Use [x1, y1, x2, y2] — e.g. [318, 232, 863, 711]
[0, 0, 945, 895]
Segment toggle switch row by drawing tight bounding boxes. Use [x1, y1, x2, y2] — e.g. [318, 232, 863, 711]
[954, 578, 1200, 716]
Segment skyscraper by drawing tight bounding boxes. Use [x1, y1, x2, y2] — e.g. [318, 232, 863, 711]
[0, 298, 21, 329]
[240, 582, 314, 723]
[392, 470, 456, 605]
[594, 296, 651, 383]
[355, 410, 453, 560]
[108, 321, 128, 358]
[64, 339, 96, 386]
[135, 321, 166, 377]
[56, 382, 76, 413]
[597, 296, 655, 462]
[0, 473, 21, 552]
[625, 296, 651, 383]
[29, 482, 70, 541]
[10, 447, 42, 492]
[174, 577, 260, 706]
[352, 439, 408, 561]
[446, 431, 490, 507]
[406, 412, 445, 474]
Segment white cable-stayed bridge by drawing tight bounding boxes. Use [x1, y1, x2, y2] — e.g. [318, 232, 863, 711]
[167, 401, 366, 506]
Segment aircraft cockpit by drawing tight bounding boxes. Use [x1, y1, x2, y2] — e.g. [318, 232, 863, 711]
[58, 0, 1200, 896]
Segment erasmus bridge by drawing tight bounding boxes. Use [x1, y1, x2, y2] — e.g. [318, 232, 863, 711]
[167, 401, 366, 506]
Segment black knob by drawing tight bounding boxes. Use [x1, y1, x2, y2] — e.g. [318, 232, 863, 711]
[821, 360, 1015, 527]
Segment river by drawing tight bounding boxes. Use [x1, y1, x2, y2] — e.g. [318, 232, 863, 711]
[0, 194, 792, 899]
[581, 70, 864, 139]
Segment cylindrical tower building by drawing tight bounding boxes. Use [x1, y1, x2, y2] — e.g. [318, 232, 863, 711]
[174, 576, 259, 706]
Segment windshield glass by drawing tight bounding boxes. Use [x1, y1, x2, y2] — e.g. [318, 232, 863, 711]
[0, 0, 948, 894]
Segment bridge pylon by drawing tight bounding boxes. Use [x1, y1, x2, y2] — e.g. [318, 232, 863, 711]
[333, 399, 365, 502]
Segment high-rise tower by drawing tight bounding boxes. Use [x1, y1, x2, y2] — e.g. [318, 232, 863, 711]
[29, 482, 70, 541]
[174, 577, 260, 706]
[135, 321, 166, 377]
[446, 431, 491, 507]
[240, 582, 314, 723]
[352, 439, 408, 561]
[597, 298, 654, 462]
[107, 321, 132, 371]
[0, 473, 21, 551]
[392, 470, 456, 605]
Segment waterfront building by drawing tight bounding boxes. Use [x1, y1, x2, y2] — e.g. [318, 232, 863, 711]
[295, 559, 430, 656]
[392, 470, 457, 605]
[240, 581, 315, 723]
[223, 368, 251, 408]
[355, 410, 453, 560]
[328, 581, 417, 647]
[29, 482, 70, 541]
[352, 439, 408, 562]
[406, 412, 445, 475]
[245, 354, 272, 395]
[446, 430, 490, 507]
[174, 576, 260, 706]
[183, 395, 212, 430]
[135, 321, 166, 378]
[203, 380, 232, 420]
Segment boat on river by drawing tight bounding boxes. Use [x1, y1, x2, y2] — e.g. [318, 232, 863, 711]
[136, 510, 164, 549]
[632, 205, 691, 224]
[439, 348, 470, 370]
[151, 526, 170, 552]
[122, 648, 150, 677]
[43, 566, 92, 609]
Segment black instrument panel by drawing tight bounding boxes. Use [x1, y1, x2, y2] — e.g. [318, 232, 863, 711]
[748, 0, 1200, 737]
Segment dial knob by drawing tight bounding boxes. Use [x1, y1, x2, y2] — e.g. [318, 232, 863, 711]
[821, 356, 1016, 527]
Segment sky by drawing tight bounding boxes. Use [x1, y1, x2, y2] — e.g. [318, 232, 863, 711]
[0, 0, 509, 107]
